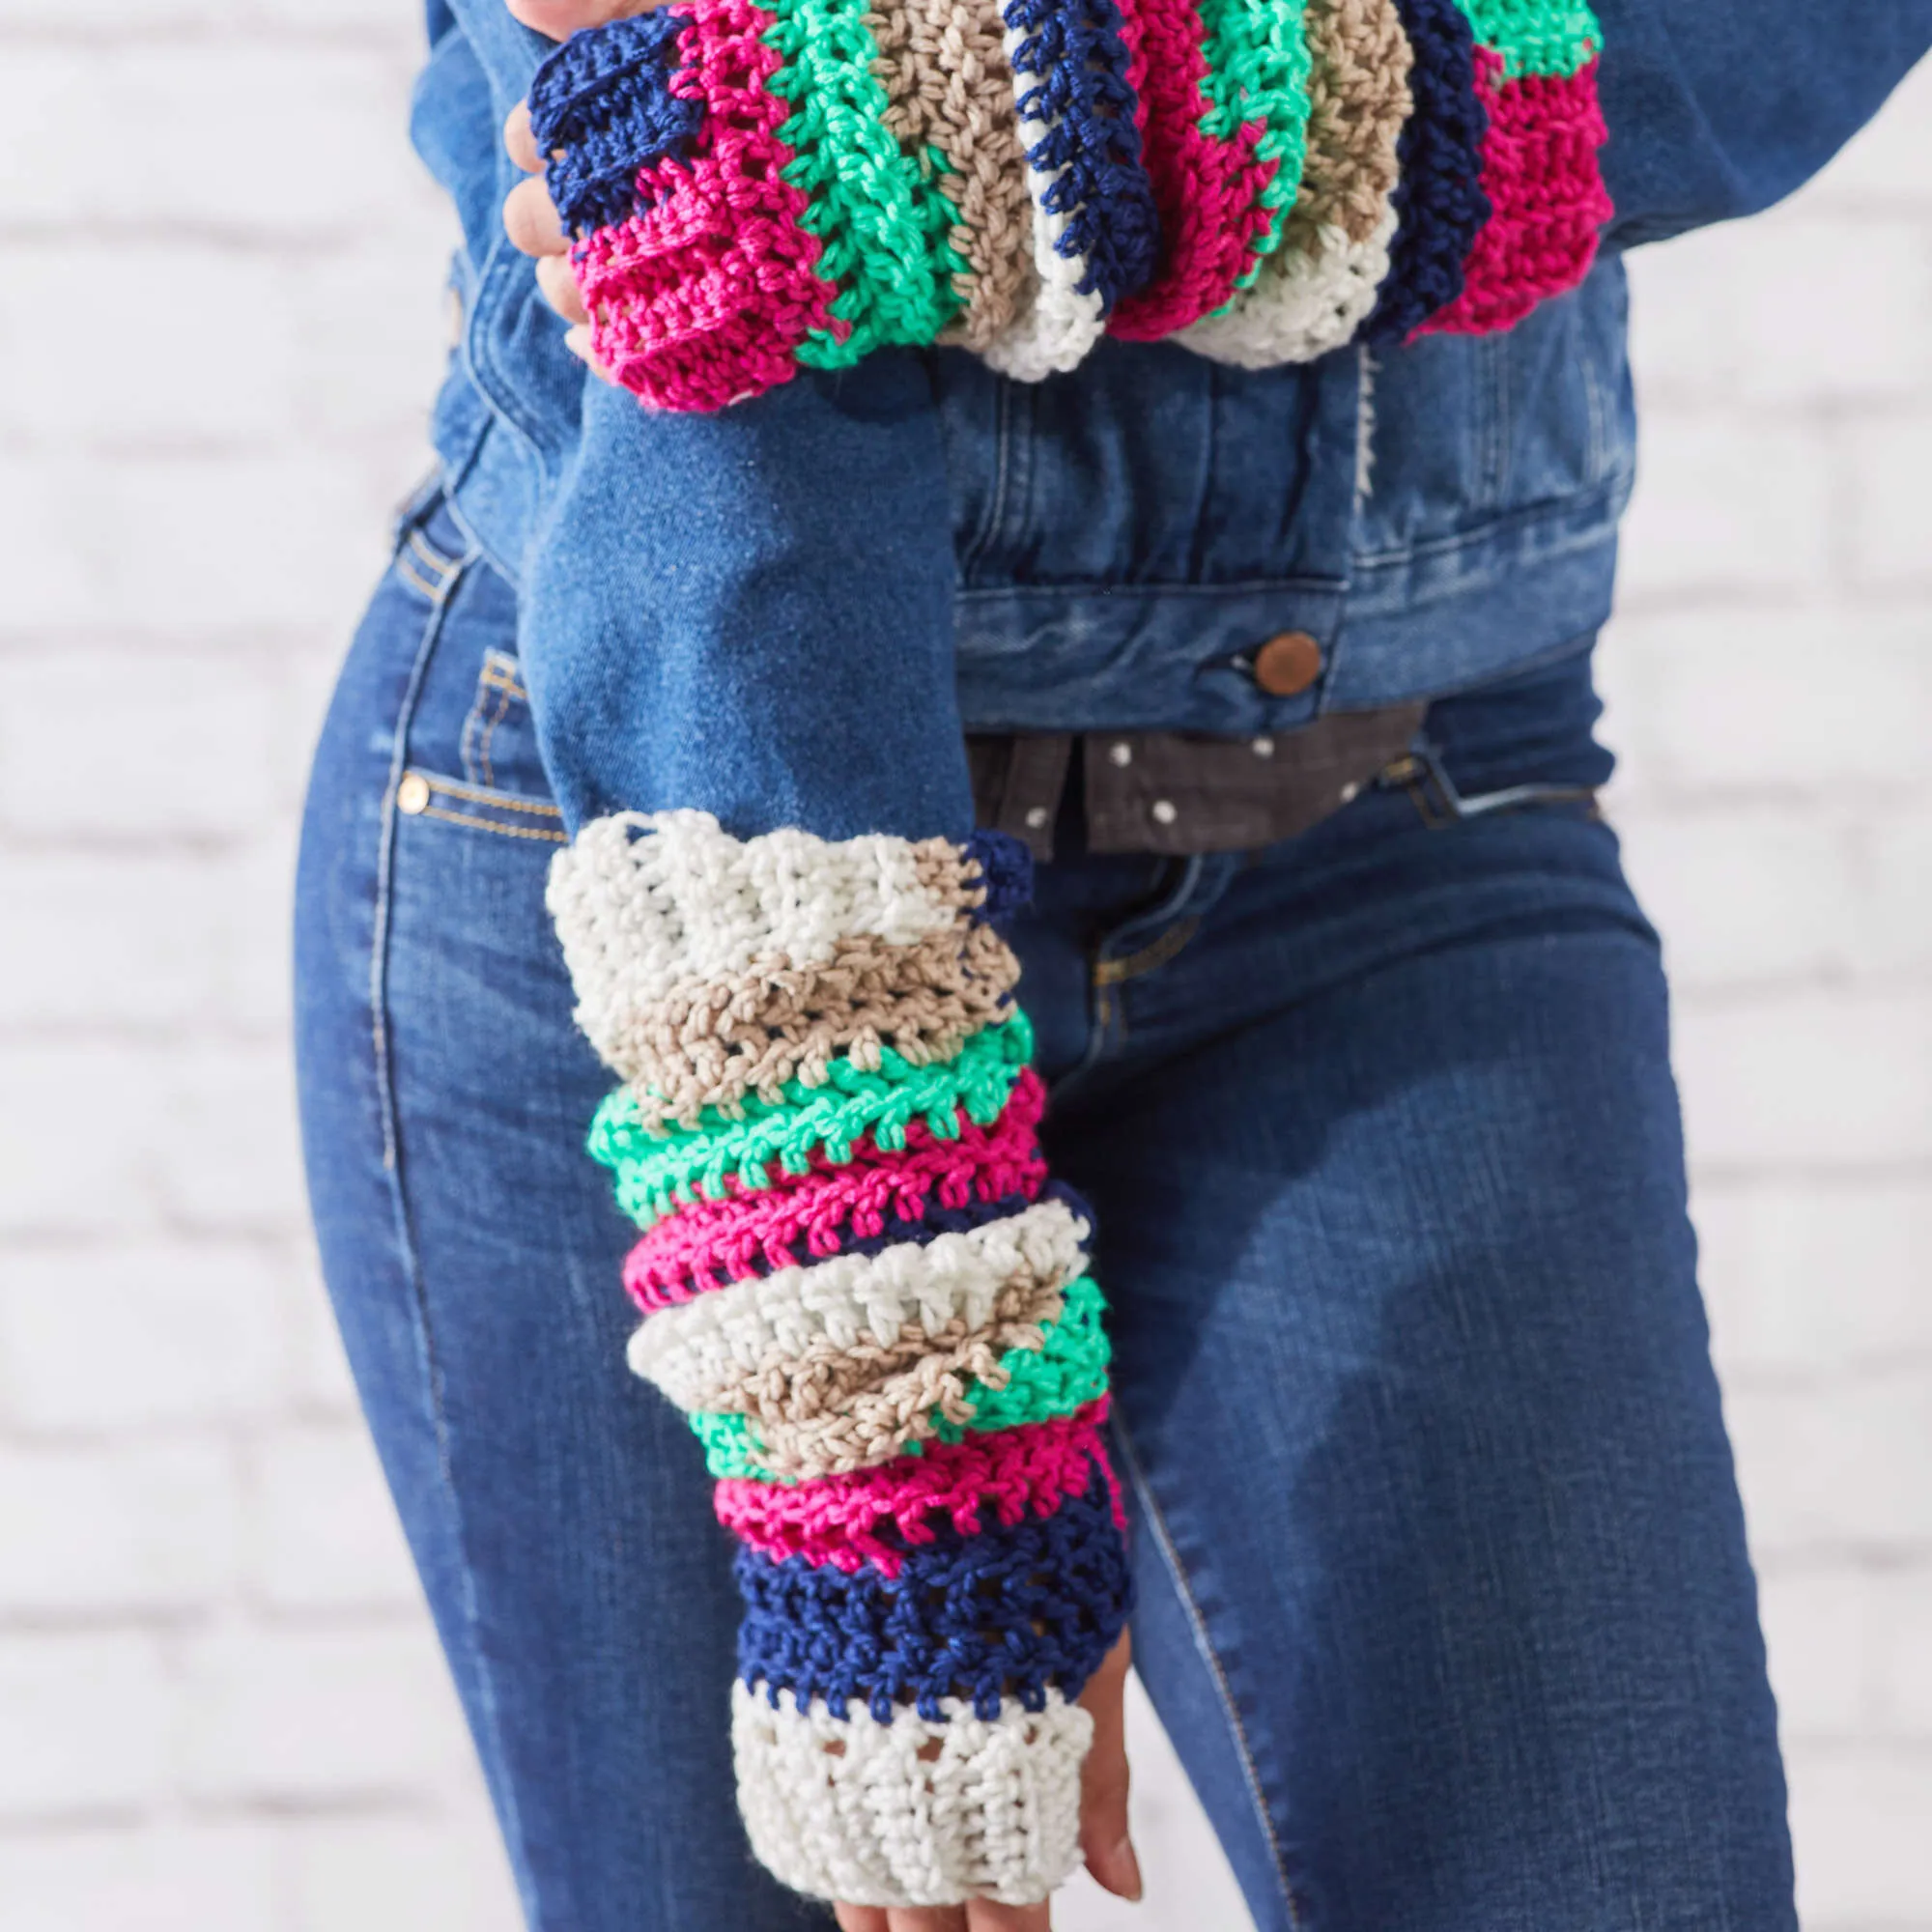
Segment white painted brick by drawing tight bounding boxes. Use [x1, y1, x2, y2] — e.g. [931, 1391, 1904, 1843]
[1628, 219, 1932, 408]
[0, 1442, 238, 1616]
[0, 1046, 168, 1236]
[1787, 1747, 1932, 1926]
[155, 1044, 309, 1231]
[284, 1248, 363, 1419]
[0, 1633, 172, 1819]
[1759, 1569, 1879, 1741]
[9, 48, 429, 236]
[1673, 993, 1932, 1171]
[1597, 608, 1932, 800]
[0, 242, 453, 456]
[0, 652, 285, 839]
[1861, 812, 1932, 979]
[1726, 1372, 1932, 1555]
[1844, 412, 1932, 589]
[179, 1623, 472, 1804]
[248, 1425, 421, 1611]
[0, 1242, 289, 1432]
[0, 453, 400, 636]
[0, 1826, 278, 1932]
[1880, 1570, 1932, 1739]
[0, 851, 235, 1029]
[1616, 414, 1833, 602]
[284, 1812, 524, 1932]
[1617, 806, 1857, 990]
[0, 245, 298, 449]
[1695, 1181, 1932, 1380]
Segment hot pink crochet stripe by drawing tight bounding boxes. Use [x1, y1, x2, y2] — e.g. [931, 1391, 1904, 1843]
[1107, 0, 1278, 341]
[570, 0, 843, 412]
[714, 1400, 1121, 1576]
[1416, 51, 1610, 338]
[623, 1067, 1052, 1310]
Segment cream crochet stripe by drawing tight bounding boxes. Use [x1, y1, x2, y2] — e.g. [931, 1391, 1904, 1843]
[868, 0, 1037, 352]
[547, 810, 994, 1080]
[1182, 0, 1413, 367]
[629, 1197, 1086, 1406]
[977, 14, 1109, 380]
[732, 1682, 1093, 1908]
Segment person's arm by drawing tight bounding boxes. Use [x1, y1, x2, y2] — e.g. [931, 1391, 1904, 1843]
[1595, 0, 1932, 247]
[493, 14, 1143, 1930]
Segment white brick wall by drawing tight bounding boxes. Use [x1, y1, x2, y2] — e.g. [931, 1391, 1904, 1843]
[0, 0, 1924, 1918]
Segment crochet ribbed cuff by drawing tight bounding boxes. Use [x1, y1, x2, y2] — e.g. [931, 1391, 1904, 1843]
[547, 811, 1132, 1908]
[525, 0, 1609, 409]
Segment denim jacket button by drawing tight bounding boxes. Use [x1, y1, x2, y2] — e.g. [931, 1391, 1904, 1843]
[397, 773, 432, 815]
[1254, 632, 1323, 697]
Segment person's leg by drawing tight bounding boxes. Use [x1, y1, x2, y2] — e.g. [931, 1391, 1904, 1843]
[295, 491, 825, 1930]
[1021, 651, 1794, 1931]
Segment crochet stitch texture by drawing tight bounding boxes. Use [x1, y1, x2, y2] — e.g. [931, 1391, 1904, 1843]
[550, 811, 1130, 1905]
[523, 0, 1610, 409]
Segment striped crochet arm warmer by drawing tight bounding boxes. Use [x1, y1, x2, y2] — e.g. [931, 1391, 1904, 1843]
[547, 810, 1132, 1908]
[524, 0, 1610, 409]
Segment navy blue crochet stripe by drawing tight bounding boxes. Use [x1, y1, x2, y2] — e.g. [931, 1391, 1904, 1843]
[733, 1179, 1094, 1280]
[1003, 0, 1161, 312]
[1361, 0, 1490, 343]
[737, 1461, 1131, 1721]
[527, 11, 704, 237]
[964, 828, 1033, 928]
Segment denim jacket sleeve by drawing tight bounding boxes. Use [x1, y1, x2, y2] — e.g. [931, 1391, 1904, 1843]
[1596, 1, 1932, 248]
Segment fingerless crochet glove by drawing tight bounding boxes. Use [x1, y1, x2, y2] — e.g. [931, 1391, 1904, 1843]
[547, 811, 1131, 1907]
[525, 0, 1609, 409]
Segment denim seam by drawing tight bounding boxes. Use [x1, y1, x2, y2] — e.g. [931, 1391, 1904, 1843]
[395, 554, 455, 606]
[1114, 1417, 1308, 1931]
[420, 804, 569, 843]
[367, 553, 539, 1902]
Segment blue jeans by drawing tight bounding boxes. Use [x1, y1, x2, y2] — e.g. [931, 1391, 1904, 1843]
[295, 492, 1797, 1930]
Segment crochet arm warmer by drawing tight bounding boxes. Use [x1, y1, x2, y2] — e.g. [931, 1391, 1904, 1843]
[547, 811, 1131, 1907]
[525, 0, 1611, 411]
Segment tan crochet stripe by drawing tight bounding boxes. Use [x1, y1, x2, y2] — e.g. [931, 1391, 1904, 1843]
[701, 1269, 1061, 1426]
[726, 1279, 1063, 1481]
[867, 0, 1035, 351]
[616, 920, 1022, 1128]
[1290, 0, 1413, 249]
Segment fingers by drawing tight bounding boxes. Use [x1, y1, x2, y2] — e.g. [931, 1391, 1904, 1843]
[505, 0, 659, 36]
[504, 101, 542, 175]
[1078, 1634, 1142, 1903]
[503, 174, 567, 257]
[537, 252, 589, 324]
[965, 1901, 1051, 1932]
[834, 1909, 891, 1932]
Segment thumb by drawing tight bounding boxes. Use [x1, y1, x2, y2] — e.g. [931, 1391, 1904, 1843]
[506, 0, 658, 39]
[1078, 1632, 1141, 1903]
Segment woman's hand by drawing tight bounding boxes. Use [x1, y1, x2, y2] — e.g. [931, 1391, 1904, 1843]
[833, 1633, 1144, 1932]
[499, 0, 662, 378]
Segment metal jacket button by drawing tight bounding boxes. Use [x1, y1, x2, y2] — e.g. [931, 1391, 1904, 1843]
[1253, 631, 1323, 697]
[396, 773, 432, 815]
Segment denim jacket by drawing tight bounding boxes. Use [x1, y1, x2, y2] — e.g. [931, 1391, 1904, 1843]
[412, 0, 1929, 836]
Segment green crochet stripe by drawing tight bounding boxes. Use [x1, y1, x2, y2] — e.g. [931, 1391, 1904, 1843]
[691, 1274, 1113, 1481]
[1198, 0, 1313, 290]
[1451, 0, 1601, 76]
[756, 0, 963, 365]
[589, 1014, 1034, 1227]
